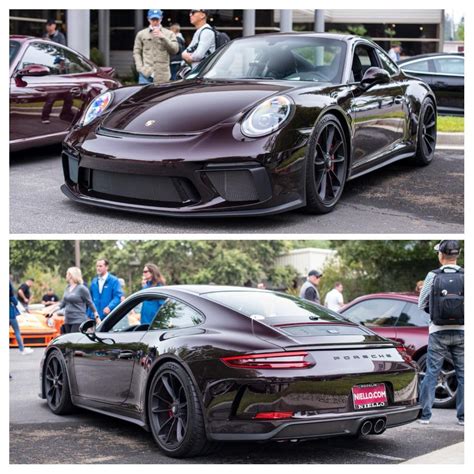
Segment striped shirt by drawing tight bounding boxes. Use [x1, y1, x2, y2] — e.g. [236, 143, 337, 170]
[418, 264, 464, 334]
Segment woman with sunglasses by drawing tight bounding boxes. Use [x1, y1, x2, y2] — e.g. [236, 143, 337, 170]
[140, 263, 166, 325]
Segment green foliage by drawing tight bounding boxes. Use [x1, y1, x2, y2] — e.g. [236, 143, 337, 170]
[456, 18, 464, 41]
[90, 47, 104, 67]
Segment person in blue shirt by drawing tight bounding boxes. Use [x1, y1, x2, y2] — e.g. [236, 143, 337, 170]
[140, 263, 166, 325]
[89, 259, 123, 321]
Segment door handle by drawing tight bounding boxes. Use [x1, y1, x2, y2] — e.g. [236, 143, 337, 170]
[117, 350, 135, 360]
[70, 87, 83, 97]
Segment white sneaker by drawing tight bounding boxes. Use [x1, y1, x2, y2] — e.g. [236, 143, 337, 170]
[20, 347, 34, 355]
[417, 419, 430, 425]
[458, 420, 464, 426]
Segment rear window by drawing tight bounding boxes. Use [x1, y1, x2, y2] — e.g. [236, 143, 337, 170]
[203, 290, 345, 322]
[10, 40, 20, 65]
[278, 324, 369, 337]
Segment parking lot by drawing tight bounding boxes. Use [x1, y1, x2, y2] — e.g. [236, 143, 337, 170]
[10, 349, 464, 464]
[10, 146, 463, 234]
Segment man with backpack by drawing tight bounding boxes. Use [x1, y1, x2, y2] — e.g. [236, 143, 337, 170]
[418, 240, 464, 426]
[182, 9, 229, 68]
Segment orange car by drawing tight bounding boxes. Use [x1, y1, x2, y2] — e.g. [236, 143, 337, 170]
[9, 304, 63, 347]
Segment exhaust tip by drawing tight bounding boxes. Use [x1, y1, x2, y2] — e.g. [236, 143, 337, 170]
[373, 418, 386, 434]
[360, 420, 373, 436]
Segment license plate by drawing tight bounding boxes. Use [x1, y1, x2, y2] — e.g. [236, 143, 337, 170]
[352, 383, 387, 410]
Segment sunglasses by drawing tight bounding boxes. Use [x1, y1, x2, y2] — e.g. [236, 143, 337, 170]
[189, 10, 203, 15]
[143, 269, 150, 274]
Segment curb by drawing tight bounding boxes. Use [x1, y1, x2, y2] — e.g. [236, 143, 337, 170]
[402, 441, 464, 464]
[437, 132, 464, 147]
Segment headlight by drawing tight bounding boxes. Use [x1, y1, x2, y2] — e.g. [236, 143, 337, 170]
[241, 95, 293, 138]
[81, 91, 113, 126]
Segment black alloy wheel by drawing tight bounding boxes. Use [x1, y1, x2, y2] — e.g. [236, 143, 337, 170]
[44, 351, 74, 415]
[417, 353, 457, 408]
[414, 98, 437, 165]
[306, 114, 348, 213]
[148, 362, 215, 458]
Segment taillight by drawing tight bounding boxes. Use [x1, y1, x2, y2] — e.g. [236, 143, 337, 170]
[396, 346, 413, 364]
[254, 411, 294, 419]
[221, 351, 315, 369]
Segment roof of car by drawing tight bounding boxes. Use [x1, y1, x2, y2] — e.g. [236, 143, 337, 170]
[342, 292, 419, 308]
[235, 32, 357, 43]
[138, 285, 273, 296]
[399, 52, 464, 65]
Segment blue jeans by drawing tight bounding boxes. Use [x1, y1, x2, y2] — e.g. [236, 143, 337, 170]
[9, 317, 24, 351]
[138, 72, 153, 85]
[419, 330, 464, 421]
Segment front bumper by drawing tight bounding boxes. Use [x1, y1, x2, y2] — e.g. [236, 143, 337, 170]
[61, 127, 309, 217]
[208, 405, 421, 441]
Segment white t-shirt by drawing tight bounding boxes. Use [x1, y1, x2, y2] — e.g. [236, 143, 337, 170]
[325, 288, 343, 312]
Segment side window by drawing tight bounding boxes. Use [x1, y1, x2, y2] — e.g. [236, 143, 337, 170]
[376, 49, 399, 75]
[342, 298, 405, 327]
[404, 59, 431, 73]
[396, 303, 430, 327]
[352, 45, 379, 82]
[18, 42, 67, 75]
[434, 57, 464, 75]
[61, 47, 94, 74]
[103, 296, 167, 333]
[149, 299, 204, 330]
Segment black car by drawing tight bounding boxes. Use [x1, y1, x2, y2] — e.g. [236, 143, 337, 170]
[61, 33, 437, 217]
[41, 285, 420, 458]
[399, 53, 464, 115]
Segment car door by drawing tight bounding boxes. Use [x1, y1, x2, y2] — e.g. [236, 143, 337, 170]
[432, 56, 464, 114]
[10, 41, 89, 142]
[349, 43, 405, 167]
[395, 302, 430, 357]
[72, 294, 167, 405]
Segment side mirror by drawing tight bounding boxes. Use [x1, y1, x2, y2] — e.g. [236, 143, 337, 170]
[177, 65, 192, 80]
[16, 64, 51, 78]
[79, 319, 96, 338]
[360, 67, 390, 89]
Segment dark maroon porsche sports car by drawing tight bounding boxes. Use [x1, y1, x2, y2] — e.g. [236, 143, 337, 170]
[61, 33, 437, 217]
[10, 35, 121, 151]
[41, 285, 420, 458]
[341, 292, 457, 408]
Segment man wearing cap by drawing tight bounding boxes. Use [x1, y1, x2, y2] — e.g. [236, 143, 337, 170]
[417, 240, 464, 426]
[182, 9, 216, 68]
[43, 19, 66, 45]
[133, 9, 179, 85]
[299, 270, 323, 304]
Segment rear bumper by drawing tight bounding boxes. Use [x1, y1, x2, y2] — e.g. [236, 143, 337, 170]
[209, 405, 421, 441]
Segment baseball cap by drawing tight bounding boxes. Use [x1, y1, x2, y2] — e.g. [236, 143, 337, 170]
[147, 9, 163, 19]
[190, 9, 209, 15]
[434, 240, 461, 256]
[308, 270, 323, 278]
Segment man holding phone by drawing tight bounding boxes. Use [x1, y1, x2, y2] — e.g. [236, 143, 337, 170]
[133, 9, 179, 85]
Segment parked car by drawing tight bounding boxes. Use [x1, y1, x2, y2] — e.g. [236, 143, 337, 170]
[9, 303, 62, 347]
[399, 53, 464, 115]
[41, 285, 420, 458]
[340, 292, 457, 408]
[61, 33, 437, 217]
[9, 35, 121, 152]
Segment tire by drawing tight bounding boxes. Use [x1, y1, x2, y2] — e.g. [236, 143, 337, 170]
[44, 351, 74, 415]
[305, 114, 349, 213]
[417, 353, 457, 409]
[147, 362, 217, 458]
[414, 98, 437, 166]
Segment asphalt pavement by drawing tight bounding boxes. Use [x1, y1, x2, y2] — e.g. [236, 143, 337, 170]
[10, 145, 463, 234]
[9, 349, 464, 464]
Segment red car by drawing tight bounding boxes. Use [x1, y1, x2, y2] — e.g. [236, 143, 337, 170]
[10, 35, 121, 151]
[341, 292, 457, 408]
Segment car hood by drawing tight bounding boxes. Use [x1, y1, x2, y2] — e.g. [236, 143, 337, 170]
[101, 79, 294, 135]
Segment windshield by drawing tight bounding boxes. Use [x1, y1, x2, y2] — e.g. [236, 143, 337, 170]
[204, 290, 348, 322]
[10, 40, 20, 65]
[199, 36, 346, 84]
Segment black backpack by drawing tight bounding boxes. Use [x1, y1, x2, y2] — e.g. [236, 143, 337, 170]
[190, 26, 230, 56]
[429, 267, 464, 325]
